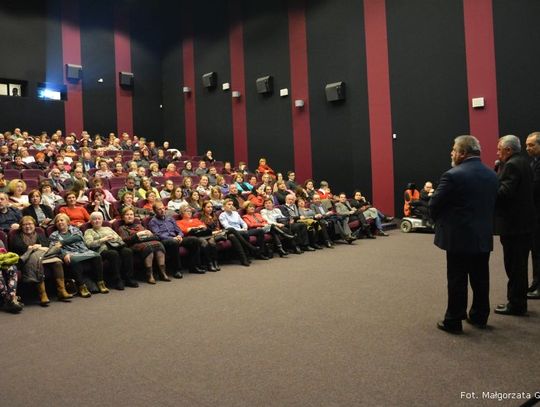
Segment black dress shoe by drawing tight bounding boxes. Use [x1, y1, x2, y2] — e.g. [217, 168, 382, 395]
[494, 304, 528, 316]
[436, 320, 463, 334]
[527, 289, 540, 299]
[345, 237, 355, 244]
[313, 243, 323, 250]
[292, 247, 303, 254]
[114, 280, 125, 290]
[125, 278, 139, 288]
[189, 267, 206, 274]
[303, 246, 316, 252]
[207, 263, 218, 272]
[376, 230, 389, 237]
[466, 318, 487, 329]
[277, 247, 288, 257]
[173, 271, 183, 279]
[325, 241, 334, 249]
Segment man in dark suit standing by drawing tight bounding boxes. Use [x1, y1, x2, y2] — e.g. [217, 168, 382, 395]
[525, 132, 540, 299]
[495, 135, 535, 315]
[429, 135, 498, 334]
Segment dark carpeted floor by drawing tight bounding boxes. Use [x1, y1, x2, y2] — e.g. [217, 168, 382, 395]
[1, 231, 538, 407]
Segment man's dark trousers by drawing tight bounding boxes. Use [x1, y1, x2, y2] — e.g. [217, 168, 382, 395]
[500, 233, 531, 312]
[445, 252, 490, 327]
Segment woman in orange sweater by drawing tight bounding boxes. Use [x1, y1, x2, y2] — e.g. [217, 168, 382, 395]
[256, 157, 276, 179]
[59, 191, 90, 227]
[241, 202, 289, 257]
[176, 206, 218, 271]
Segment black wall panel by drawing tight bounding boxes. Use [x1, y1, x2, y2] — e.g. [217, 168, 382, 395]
[243, 0, 294, 174]
[131, 3, 163, 142]
[494, 0, 540, 140]
[161, 3, 185, 150]
[0, 0, 64, 134]
[306, 0, 371, 196]
[193, 0, 233, 161]
[80, 0, 116, 136]
[386, 0, 469, 214]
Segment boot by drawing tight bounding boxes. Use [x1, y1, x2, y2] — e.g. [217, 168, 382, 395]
[97, 280, 110, 294]
[78, 284, 92, 298]
[56, 278, 74, 301]
[146, 268, 156, 284]
[158, 265, 171, 282]
[37, 281, 50, 307]
[3, 296, 23, 313]
[273, 226, 295, 240]
[213, 260, 221, 271]
[276, 245, 288, 257]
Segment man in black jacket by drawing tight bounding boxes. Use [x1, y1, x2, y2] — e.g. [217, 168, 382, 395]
[429, 135, 498, 333]
[525, 132, 540, 299]
[495, 135, 535, 315]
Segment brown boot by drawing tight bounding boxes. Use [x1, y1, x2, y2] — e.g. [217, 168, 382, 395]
[97, 280, 109, 294]
[56, 278, 73, 302]
[78, 284, 91, 298]
[37, 281, 50, 307]
[158, 265, 171, 282]
[146, 268, 156, 284]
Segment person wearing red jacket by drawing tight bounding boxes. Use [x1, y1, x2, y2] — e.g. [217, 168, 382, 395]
[242, 202, 292, 257]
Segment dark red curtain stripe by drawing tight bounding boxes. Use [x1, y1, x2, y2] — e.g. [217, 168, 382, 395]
[114, 5, 133, 137]
[364, 0, 394, 215]
[463, 0, 499, 165]
[61, 0, 83, 135]
[229, 0, 248, 166]
[288, 0, 312, 181]
[182, 3, 197, 156]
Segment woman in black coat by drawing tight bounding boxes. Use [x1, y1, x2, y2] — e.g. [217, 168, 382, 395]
[22, 190, 54, 229]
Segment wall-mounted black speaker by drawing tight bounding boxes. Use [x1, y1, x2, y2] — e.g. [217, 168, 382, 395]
[325, 81, 346, 102]
[256, 76, 273, 94]
[66, 64, 82, 81]
[119, 72, 134, 88]
[202, 72, 217, 88]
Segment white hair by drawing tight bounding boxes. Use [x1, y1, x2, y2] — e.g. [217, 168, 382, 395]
[499, 135, 521, 153]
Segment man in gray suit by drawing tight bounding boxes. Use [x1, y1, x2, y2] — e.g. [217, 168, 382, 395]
[525, 132, 540, 299]
[429, 136, 498, 333]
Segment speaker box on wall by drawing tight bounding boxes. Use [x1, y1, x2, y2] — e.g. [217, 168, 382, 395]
[256, 76, 273, 94]
[202, 72, 217, 88]
[66, 64, 82, 81]
[119, 72, 134, 88]
[325, 81, 346, 102]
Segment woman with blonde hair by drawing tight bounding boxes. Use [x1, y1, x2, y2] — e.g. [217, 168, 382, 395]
[8, 179, 29, 209]
[49, 213, 108, 298]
